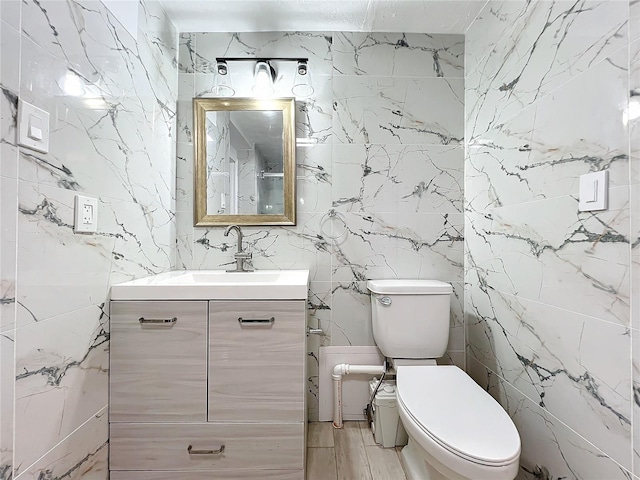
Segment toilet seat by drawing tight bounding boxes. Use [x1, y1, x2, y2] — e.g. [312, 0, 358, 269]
[396, 366, 520, 476]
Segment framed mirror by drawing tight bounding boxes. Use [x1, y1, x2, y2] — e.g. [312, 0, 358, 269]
[193, 97, 296, 226]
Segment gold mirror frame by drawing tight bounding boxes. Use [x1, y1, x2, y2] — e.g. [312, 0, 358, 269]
[193, 97, 296, 226]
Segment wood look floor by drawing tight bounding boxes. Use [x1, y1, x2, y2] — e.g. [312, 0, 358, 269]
[307, 422, 407, 480]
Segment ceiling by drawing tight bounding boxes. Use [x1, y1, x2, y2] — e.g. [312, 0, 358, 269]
[159, 0, 487, 34]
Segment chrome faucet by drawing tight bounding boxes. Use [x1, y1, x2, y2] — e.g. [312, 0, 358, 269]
[224, 225, 254, 272]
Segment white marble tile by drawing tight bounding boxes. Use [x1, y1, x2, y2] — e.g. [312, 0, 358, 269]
[14, 305, 108, 475]
[294, 75, 333, 144]
[137, 0, 178, 105]
[398, 145, 463, 214]
[467, 48, 629, 212]
[466, 284, 631, 468]
[633, 328, 640, 475]
[176, 141, 194, 214]
[467, 0, 629, 142]
[0, 331, 14, 479]
[24, 407, 108, 480]
[464, 1, 530, 75]
[178, 33, 196, 73]
[194, 32, 267, 74]
[632, 0, 640, 42]
[447, 281, 465, 352]
[101, 195, 174, 285]
[333, 32, 464, 78]
[332, 144, 400, 213]
[330, 211, 398, 282]
[469, 357, 633, 480]
[21, 0, 139, 100]
[0, 75, 18, 149]
[16, 182, 113, 325]
[330, 281, 374, 347]
[438, 351, 465, 370]
[333, 76, 463, 145]
[333, 144, 463, 214]
[0, 0, 20, 26]
[177, 73, 194, 144]
[1, 176, 17, 333]
[395, 212, 464, 281]
[296, 143, 332, 214]
[1, 20, 19, 94]
[465, 194, 630, 326]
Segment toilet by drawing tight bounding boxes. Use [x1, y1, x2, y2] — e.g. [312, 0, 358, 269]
[367, 279, 521, 480]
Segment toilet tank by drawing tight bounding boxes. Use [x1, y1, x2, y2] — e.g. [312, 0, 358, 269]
[367, 279, 452, 359]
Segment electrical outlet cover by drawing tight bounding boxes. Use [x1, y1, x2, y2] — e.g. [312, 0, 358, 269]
[74, 195, 98, 233]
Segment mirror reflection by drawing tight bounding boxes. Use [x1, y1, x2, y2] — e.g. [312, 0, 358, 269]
[205, 110, 284, 216]
[193, 98, 296, 226]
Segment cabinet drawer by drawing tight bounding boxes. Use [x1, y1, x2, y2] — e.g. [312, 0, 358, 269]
[110, 423, 304, 471]
[208, 300, 306, 423]
[110, 469, 304, 479]
[110, 301, 208, 422]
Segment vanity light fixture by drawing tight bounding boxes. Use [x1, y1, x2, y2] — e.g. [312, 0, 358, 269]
[292, 60, 314, 98]
[211, 60, 235, 96]
[253, 60, 276, 96]
[213, 57, 311, 98]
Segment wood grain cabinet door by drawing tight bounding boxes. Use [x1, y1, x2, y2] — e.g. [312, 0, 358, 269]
[110, 301, 208, 422]
[208, 300, 306, 423]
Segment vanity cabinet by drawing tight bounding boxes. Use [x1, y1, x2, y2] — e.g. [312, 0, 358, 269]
[109, 299, 306, 480]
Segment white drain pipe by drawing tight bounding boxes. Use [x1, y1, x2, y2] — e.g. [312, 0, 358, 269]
[332, 363, 386, 428]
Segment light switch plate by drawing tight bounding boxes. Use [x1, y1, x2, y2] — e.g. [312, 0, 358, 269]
[74, 195, 98, 233]
[17, 99, 50, 153]
[578, 170, 608, 212]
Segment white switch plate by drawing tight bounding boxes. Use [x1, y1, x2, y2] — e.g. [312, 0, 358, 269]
[74, 195, 98, 233]
[579, 170, 608, 212]
[17, 99, 50, 153]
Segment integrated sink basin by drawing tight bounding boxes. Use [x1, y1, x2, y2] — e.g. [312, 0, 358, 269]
[110, 269, 309, 300]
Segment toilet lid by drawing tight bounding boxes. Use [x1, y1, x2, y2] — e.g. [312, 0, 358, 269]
[396, 366, 521, 466]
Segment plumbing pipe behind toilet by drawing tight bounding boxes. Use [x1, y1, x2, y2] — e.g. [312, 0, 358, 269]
[332, 363, 386, 428]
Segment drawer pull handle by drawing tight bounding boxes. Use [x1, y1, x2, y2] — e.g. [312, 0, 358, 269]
[237, 317, 275, 326]
[138, 317, 177, 325]
[187, 444, 225, 455]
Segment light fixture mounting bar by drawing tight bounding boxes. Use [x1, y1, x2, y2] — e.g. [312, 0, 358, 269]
[216, 57, 309, 64]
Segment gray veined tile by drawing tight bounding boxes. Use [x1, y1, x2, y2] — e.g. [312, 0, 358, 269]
[466, 0, 628, 141]
[23, 407, 108, 480]
[14, 306, 109, 476]
[469, 358, 632, 479]
[333, 76, 463, 146]
[0, 331, 14, 479]
[333, 32, 463, 78]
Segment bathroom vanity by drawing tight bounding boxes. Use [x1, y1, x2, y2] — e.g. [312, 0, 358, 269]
[108, 270, 309, 480]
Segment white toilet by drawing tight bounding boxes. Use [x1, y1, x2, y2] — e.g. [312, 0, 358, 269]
[367, 279, 521, 480]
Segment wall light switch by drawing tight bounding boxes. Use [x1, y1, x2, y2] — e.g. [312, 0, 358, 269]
[578, 170, 608, 212]
[74, 195, 98, 233]
[18, 99, 50, 153]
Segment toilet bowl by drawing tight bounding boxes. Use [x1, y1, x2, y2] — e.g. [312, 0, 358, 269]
[396, 366, 520, 480]
[366, 279, 521, 480]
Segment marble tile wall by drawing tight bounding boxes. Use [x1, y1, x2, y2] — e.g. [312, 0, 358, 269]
[176, 32, 465, 419]
[465, 1, 638, 478]
[0, 1, 177, 478]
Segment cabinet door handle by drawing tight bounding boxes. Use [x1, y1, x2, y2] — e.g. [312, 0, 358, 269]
[138, 317, 177, 325]
[237, 317, 275, 326]
[187, 444, 225, 455]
